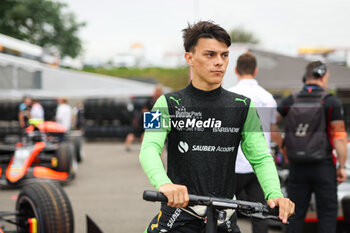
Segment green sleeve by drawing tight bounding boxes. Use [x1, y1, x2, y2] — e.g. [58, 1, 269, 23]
[139, 95, 172, 189]
[241, 101, 283, 200]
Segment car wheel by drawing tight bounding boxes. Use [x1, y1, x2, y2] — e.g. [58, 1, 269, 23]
[56, 142, 77, 177]
[16, 181, 74, 233]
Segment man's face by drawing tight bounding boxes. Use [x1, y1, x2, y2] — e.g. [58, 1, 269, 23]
[322, 71, 330, 89]
[24, 97, 32, 106]
[185, 38, 229, 87]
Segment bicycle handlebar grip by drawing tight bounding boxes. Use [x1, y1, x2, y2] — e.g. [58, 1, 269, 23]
[143, 190, 168, 202]
[263, 205, 280, 217]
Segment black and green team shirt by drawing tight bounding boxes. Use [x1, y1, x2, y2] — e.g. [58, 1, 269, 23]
[140, 83, 282, 200]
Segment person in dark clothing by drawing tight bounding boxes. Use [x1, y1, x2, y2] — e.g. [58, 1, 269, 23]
[277, 61, 347, 233]
[124, 105, 149, 151]
[124, 85, 163, 151]
[18, 96, 32, 128]
[145, 84, 163, 110]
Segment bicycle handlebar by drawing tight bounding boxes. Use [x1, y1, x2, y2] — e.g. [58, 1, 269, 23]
[143, 190, 280, 220]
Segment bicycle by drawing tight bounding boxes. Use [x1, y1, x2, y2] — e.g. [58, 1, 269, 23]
[143, 190, 286, 233]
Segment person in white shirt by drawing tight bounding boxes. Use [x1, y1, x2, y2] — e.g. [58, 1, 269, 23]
[56, 98, 72, 131]
[228, 52, 283, 233]
[30, 99, 44, 122]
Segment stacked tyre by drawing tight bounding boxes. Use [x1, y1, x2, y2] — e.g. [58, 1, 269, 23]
[0, 101, 20, 121]
[83, 98, 134, 138]
[0, 101, 22, 140]
[40, 99, 58, 121]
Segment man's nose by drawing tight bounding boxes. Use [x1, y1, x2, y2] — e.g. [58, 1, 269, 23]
[214, 55, 223, 66]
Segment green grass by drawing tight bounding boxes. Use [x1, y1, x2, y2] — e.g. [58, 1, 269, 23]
[82, 67, 190, 91]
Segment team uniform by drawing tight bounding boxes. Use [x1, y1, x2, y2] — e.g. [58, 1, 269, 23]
[228, 79, 277, 233]
[56, 103, 72, 131]
[140, 83, 283, 232]
[277, 84, 344, 233]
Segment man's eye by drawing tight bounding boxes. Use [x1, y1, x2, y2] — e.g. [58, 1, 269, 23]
[206, 53, 214, 57]
[222, 54, 229, 58]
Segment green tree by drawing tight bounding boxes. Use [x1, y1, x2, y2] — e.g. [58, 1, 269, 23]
[229, 27, 259, 44]
[0, 0, 85, 58]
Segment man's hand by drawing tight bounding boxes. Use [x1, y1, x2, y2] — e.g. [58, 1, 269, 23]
[331, 121, 347, 184]
[280, 146, 289, 164]
[267, 197, 295, 224]
[158, 183, 189, 208]
[337, 167, 347, 184]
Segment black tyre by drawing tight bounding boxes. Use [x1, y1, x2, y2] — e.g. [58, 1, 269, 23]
[72, 137, 83, 163]
[41, 99, 58, 121]
[56, 142, 77, 177]
[16, 181, 74, 233]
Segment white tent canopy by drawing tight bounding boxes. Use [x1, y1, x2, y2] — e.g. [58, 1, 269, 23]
[0, 52, 161, 100]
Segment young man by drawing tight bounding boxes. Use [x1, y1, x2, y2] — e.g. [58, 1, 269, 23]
[228, 52, 283, 233]
[277, 61, 347, 233]
[140, 21, 294, 233]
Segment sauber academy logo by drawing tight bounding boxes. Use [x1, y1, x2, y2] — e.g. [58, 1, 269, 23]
[178, 141, 189, 153]
[178, 141, 235, 153]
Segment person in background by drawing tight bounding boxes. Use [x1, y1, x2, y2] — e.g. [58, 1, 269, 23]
[56, 97, 72, 131]
[18, 96, 32, 128]
[30, 99, 44, 123]
[125, 85, 163, 151]
[145, 84, 163, 110]
[124, 105, 150, 151]
[277, 61, 347, 233]
[72, 102, 84, 130]
[228, 52, 283, 233]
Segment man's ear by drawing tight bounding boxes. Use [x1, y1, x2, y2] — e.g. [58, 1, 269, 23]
[184, 52, 193, 66]
[235, 67, 239, 75]
[253, 67, 258, 76]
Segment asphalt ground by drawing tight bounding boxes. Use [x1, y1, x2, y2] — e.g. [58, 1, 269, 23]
[0, 141, 283, 233]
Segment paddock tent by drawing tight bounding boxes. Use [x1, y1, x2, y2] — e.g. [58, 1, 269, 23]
[251, 48, 350, 92]
[0, 52, 158, 100]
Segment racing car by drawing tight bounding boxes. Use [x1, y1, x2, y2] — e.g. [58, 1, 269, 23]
[0, 121, 78, 187]
[0, 180, 74, 233]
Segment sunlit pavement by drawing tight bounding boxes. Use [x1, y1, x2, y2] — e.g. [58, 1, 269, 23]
[0, 141, 282, 233]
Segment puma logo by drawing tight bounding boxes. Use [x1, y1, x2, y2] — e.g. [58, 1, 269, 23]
[170, 96, 181, 105]
[235, 97, 248, 106]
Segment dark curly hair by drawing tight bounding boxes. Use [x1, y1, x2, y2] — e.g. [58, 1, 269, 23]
[182, 21, 231, 52]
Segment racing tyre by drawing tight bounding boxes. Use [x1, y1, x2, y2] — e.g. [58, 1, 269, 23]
[72, 137, 83, 163]
[56, 142, 78, 177]
[16, 181, 74, 233]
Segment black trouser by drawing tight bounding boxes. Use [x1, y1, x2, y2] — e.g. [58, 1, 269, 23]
[287, 159, 338, 233]
[235, 173, 268, 233]
[146, 203, 241, 233]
